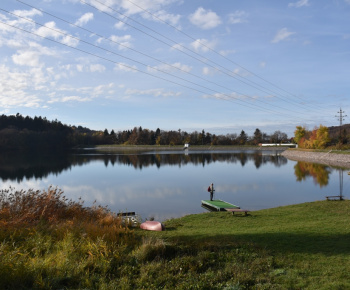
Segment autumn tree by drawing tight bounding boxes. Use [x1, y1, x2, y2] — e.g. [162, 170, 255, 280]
[294, 125, 330, 149]
[294, 126, 307, 147]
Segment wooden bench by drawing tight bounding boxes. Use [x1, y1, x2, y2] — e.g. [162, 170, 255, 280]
[326, 195, 344, 201]
[225, 208, 250, 216]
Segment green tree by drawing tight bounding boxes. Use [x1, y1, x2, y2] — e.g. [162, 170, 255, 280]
[239, 130, 248, 145]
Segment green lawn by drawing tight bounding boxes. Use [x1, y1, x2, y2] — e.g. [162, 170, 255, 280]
[1, 189, 349, 289]
[153, 200, 350, 289]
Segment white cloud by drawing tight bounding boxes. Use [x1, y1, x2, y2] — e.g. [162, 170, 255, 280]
[189, 7, 222, 29]
[114, 21, 126, 30]
[143, 10, 181, 26]
[110, 0, 180, 26]
[147, 62, 192, 73]
[48, 83, 114, 103]
[202, 67, 218, 76]
[109, 34, 133, 50]
[170, 43, 185, 52]
[288, 0, 310, 8]
[271, 28, 295, 43]
[90, 64, 106, 72]
[125, 88, 181, 98]
[62, 96, 91, 102]
[74, 13, 94, 26]
[190, 38, 217, 52]
[12, 8, 42, 18]
[228, 11, 248, 24]
[114, 62, 138, 72]
[203, 92, 242, 101]
[35, 21, 62, 39]
[11, 41, 56, 67]
[76, 63, 106, 73]
[35, 21, 79, 47]
[118, 0, 179, 16]
[0, 64, 45, 108]
[12, 50, 41, 67]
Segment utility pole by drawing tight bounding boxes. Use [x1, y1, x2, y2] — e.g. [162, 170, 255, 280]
[335, 108, 347, 143]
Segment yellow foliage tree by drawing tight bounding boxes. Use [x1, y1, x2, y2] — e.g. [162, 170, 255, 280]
[294, 125, 329, 149]
[294, 126, 307, 144]
[314, 125, 330, 149]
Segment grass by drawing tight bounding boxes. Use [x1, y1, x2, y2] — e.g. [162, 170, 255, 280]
[160, 201, 350, 289]
[0, 187, 349, 289]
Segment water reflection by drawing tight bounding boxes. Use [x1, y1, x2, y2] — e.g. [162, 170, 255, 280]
[0, 150, 345, 221]
[0, 150, 286, 181]
[293, 161, 331, 187]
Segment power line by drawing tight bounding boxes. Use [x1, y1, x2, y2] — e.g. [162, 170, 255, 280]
[11, 1, 301, 113]
[80, 0, 324, 113]
[0, 18, 300, 118]
[0, 2, 330, 126]
[90, 0, 326, 112]
[122, 0, 329, 112]
[2, 5, 312, 117]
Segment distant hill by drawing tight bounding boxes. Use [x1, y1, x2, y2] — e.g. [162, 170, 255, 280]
[328, 124, 350, 139]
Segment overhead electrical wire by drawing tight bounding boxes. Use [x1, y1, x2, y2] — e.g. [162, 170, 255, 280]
[6, 3, 310, 115]
[123, 0, 323, 109]
[0, 2, 326, 124]
[10, 2, 285, 111]
[85, 0, 326, 112]
[17, 0, 324, 114]
[122, 0, 329, 112]
[0, 18, 297, 117]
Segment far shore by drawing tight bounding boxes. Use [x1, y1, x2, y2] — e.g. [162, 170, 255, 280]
[92, 144, 288, 151]
[91, 145, 350, 169]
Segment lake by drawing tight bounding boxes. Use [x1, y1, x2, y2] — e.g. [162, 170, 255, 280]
[0, 149, 347, 221]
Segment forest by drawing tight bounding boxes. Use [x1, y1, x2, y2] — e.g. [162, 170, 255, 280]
[0, 113, 346, 151]
[0, 113, 291, 151]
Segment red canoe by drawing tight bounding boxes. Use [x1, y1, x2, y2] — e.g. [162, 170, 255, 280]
[140, 221, 165, 231]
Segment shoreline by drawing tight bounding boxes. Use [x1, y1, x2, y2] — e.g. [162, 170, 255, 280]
[92, 145, 288, 151]
[88, 145, 350, 168]
[282, 149, 350, 169]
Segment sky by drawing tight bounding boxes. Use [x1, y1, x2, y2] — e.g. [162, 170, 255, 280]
[0, 0, 349, 137]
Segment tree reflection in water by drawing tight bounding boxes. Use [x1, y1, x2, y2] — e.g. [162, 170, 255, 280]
[0, 150, 286, 182]
[293, 161, 332, 187]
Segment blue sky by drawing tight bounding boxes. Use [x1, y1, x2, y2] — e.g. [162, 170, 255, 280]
[0, 0, 349, 137]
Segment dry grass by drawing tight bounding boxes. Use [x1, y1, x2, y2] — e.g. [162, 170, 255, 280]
[0, 186, 133, 242]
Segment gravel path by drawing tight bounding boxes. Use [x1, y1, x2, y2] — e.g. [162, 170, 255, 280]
[282, 149, 350, 168]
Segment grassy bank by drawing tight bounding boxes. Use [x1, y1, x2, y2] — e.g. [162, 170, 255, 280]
[0, 187, 349, 289]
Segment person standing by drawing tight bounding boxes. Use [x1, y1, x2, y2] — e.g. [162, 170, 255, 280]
[209, 183, 215, 201]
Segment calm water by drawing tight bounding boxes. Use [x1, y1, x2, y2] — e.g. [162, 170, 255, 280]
[0, 149, 347, 221]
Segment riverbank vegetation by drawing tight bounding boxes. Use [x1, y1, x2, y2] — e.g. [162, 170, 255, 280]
[294, 124, 350, 150]
[0, 186, 349, 289]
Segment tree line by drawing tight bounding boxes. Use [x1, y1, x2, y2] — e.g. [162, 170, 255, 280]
[111, 127, 289, 146]
[0, 114, 293, 151]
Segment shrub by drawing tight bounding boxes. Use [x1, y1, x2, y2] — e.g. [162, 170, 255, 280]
[0, 186, 133, 241]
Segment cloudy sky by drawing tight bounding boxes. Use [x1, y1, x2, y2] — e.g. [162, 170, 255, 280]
[0, 0, 349, 137]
